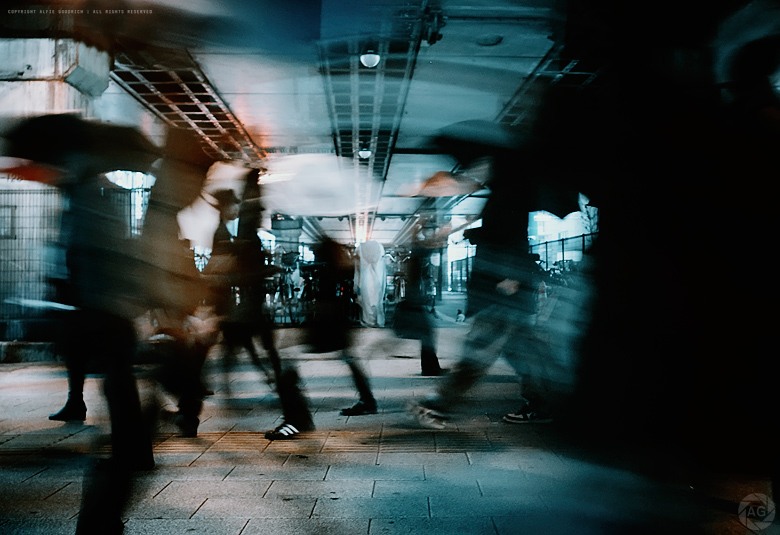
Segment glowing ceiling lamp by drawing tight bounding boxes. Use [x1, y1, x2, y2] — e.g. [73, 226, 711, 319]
[359, 51, 380, 68]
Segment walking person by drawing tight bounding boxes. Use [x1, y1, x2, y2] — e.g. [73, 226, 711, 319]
[304, 237, 378, 416]
[392, 218, 445, 376]
[406, 136, 584, 429]
[138, 128, 218, 438]
[211, 171, 282, 393]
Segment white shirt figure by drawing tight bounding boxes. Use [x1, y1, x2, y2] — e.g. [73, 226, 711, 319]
[356, 240, 386, 327]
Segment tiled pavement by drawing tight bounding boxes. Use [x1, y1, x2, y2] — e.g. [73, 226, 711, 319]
[1, 321, 776, 534]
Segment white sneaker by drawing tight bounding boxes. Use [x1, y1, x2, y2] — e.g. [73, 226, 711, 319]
[406, 400, 448, 430]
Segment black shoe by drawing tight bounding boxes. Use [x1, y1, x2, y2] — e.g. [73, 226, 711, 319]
[264, 422, 311, 440]
[173, 413, 199, 438]
[49, 401, 87, 421]
[131, 454, 156, 471]
[340, 400, 378, 416]
[421, 368, 446, 377]
[502, 410, 553, 424]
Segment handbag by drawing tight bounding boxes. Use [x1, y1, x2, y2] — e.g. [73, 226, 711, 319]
[392, 300, 430, 340]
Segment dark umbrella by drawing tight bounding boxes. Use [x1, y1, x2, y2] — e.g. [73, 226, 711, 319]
[433, 119, 581, 218]
[433, 119, 524, 165]
[1, 113, 160, 179]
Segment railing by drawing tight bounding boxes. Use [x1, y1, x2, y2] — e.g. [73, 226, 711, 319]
[530, 233, 598, 270]
[0, 187, 146, 340]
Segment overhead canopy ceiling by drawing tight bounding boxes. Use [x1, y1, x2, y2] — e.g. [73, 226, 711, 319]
[3, 0, 600, 247]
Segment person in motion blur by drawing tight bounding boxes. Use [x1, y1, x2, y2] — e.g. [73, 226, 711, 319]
[392, 217, 445, 376]
[208, 171, 283, 395]
[302, 237, 379, 417]
[406, 148, 581, 429]
[137, 128, 218, 439]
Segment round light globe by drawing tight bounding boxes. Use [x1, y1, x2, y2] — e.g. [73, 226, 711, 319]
[359, 53, 380, 68]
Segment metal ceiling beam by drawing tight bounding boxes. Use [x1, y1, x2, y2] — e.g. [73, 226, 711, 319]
[110, 48, 264, 165]
[318, 2, 430, 244]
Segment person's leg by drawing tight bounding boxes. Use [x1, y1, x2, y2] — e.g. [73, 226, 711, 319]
[410, 307, 506, 426]
[99, 313, 154, 468]
[255, 315, 282, 384]
[501, 321, 556, 423]
[420, 325, 443, 376]
[220, 322, 240, 395]
[50, 311, 88, 421]
[174, 339, 208, 437]
[153, 334, 206, 437]
[265, 363, 315, 440]
[49, 354, 88, 420]
[340, 351, 378, 415]
[233, 323, 274, 387]
[77, 312, 151, 535]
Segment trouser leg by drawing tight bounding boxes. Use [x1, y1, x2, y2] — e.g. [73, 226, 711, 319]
[276, 365, 314, 430]
[420, 326, 442, 374]
[53, 311, 88, 412]
[425, 308, 505, 411]
[502, 324, 558, 416]
[256, 318, 282, 382]
[343, 352, 375, 404]
[99, 313, 152, 466]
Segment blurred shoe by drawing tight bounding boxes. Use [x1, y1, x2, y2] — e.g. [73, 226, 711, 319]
[49, 400, 87, 421]
[264, 422, 311, 440]
[340, 400, 378, 416]
[406, 400, 448, 430]
[421, 367, 447, 376]
[502, 410, 553, 424]
[131, 453, 156, 471]
[173, 413, 199, 437]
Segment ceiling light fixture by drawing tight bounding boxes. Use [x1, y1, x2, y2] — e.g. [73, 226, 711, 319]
[475, 34, 503, 47]
[359, 51, 380, 68]
[358, 147, 372, 159]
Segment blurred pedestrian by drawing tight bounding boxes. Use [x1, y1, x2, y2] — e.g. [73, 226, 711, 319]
[210, 171, 282, 393]
[407, 145, 580, 428]
[304, 237, 378, 416]
[138, 128, 217, 438]
[355, 240, 386, 327]
[392, 218, 445, 376]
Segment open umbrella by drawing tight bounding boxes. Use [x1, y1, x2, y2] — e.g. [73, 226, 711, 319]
[433, 119, 525, 166]
[397, 171, 484, 198]
[260, 153, 378, 217]
[432, 119, 581, 218]
[1, 113, 160, 180]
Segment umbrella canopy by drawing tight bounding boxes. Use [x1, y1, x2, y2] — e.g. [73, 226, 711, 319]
[433, 119, 525, 167]
[1, 114, 160, 179]
[432, 119, 581, 218]
[412, 171, 483, 198]
[260, 153, 378, 217]
[0, 157, 63, 185]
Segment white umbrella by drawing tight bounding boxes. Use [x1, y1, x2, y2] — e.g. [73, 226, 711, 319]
[177, 161, 248, 249]
[398, 171, 483, 198]
[260, 153, 379, 217]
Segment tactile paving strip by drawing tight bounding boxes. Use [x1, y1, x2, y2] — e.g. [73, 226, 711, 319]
[434, 431, 494, 453]
[378, 430, 436, 453]
[208, 431, 266, 453]
[0, 429, 531, 457]
[153, 432, 223, 454]
[321, 432, 381, 453]
[262, 432, 329, 454]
